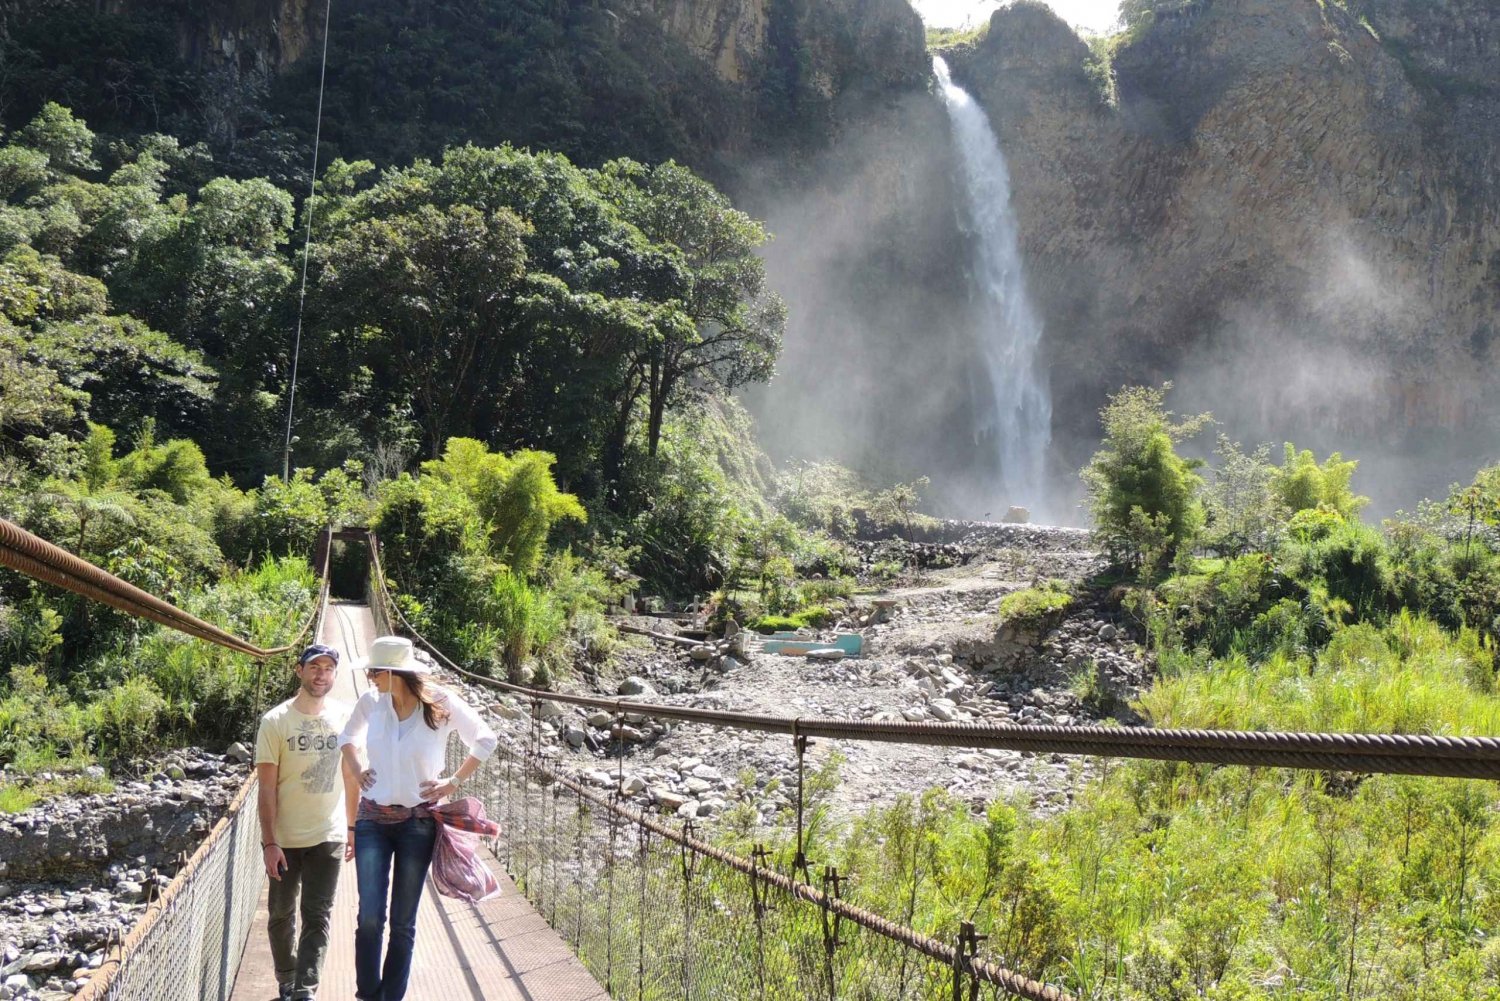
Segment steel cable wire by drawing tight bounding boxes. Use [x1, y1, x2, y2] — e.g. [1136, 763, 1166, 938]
[0, 517, 329, 657]
[367, 531, 1500, 779]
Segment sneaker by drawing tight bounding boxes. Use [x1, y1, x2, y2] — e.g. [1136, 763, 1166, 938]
[277, 987, 293, 1001]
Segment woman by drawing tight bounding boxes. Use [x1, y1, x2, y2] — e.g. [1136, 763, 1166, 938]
[338, 635, 497, 1001]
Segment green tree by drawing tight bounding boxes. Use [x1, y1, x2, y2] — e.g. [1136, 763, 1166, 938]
[1202, 436, 1287, 555]
[1081, 384, 1210, 574]
[595, 159, 786, 457]
[17, 103, 97, 175]
[320, 201, 530, 458]
[39, 424, 138, 554]
[873, 476, 930, 542]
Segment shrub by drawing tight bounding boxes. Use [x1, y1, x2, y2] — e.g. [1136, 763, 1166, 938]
[1272, 443, 1369, 519]
[1158, 554, 1286, 656]
[89, 675, 167, 763]
[1202, 436, 1286, 555]
[775, 461, 868, 538]
[749, 614, 805, 634]
[1081, 384, 1210, 575]
[1282, 519, 1392, 624]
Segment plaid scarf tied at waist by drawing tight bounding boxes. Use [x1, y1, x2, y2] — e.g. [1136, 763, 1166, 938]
[358, 797, 502, 903]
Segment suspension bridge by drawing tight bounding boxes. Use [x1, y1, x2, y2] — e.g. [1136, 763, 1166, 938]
[3, 517, 1499, 1001]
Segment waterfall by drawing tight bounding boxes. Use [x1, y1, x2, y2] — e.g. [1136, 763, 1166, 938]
[933, 56, 1052, 515]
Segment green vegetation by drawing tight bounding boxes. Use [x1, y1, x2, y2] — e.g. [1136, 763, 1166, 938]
[998, 581, 1074, 625]
[0, 97, 824, 800]
[698, 387, 1500, 999]
[0, 96, 940, 810]
[926, 24, 989, 49]
[0, 557, 316, 809]
[853, 382, 1500, 997]
[1081, 383, 1211, 578]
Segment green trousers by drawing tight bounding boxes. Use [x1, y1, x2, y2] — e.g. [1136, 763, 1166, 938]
[267, 841, 344, 1000]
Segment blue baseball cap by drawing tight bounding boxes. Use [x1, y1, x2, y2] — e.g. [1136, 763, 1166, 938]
[298, 643, 340, 666]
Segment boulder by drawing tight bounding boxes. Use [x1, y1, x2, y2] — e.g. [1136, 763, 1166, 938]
[617, 676, 656, 697]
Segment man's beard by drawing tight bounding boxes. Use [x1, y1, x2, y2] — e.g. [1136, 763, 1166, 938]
[301, 678, 332, 697]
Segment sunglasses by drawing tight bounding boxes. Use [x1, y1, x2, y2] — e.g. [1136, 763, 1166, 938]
[364, 668, 390, 677]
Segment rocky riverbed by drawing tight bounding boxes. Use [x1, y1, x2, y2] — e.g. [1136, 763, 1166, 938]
[477, 524, 1154, 826]
[0, 747, 250, 999]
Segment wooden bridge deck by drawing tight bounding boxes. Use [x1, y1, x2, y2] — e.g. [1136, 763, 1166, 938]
[229, 601, 608, 1001]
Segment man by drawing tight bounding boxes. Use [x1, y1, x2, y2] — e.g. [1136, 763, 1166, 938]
[255, 643, 358, 1001]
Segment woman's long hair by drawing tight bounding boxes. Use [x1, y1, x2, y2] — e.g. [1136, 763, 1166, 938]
[392, 672, 451, 730]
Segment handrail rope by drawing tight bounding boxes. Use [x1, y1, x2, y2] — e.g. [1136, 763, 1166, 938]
[523, 749, 1073, 1001]
[0, 517, 330, 658]
[366, 532, 1500, 779]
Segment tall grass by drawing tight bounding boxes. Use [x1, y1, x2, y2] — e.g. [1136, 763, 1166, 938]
[751, 612, 1500, 999]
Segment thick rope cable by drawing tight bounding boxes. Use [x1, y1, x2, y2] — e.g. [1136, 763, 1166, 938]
[0, 517, 329, 657]
[366, 531, 1500, 779]
[281, 0, 335, 480]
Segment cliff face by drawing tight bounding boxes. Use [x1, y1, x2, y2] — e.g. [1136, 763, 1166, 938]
[647, 0, 926, 93]
[945, 0, 1500, 460]
[97, 0, 927, 165]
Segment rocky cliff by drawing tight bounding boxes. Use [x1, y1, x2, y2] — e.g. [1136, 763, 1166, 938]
[943, 0, 1500, 486]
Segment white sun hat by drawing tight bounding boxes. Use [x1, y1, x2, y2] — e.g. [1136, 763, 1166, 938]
[352, 635, 432, 675]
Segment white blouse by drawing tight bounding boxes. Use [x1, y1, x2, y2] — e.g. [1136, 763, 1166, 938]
[338, 685, 497, 808]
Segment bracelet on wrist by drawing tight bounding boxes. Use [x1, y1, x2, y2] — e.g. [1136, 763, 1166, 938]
[261, 842, 278, 849]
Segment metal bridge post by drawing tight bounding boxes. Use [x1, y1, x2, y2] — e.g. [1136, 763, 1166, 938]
[605, 787, 620, 993]
[793, 727, 814, 883]
[953, 921, 986, 1001]
[573, 795, 586, 950]
[820, 864, 845, 1001]
[750, 843, 771, 1000]
[680, 820, 699, 1001]
[525, 699, 542, 893]
[547, 783, 560, 925]
[636, 823, 650, 1001]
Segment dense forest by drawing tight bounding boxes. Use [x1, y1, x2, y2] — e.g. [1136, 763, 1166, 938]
[0, 98, 811, 796]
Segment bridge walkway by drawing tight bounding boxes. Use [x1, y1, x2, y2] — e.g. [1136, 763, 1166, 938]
[227, 600, 607, 1001]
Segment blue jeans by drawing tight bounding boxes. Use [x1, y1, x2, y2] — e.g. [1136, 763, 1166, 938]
[354, 816, 437, 1001]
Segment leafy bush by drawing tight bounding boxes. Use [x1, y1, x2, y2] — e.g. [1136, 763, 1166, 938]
[1282, 518, 1392, 624]
[372, 438, 590, 680]
[749, 614, 806, 634]
[775, 461, 869, 538]
[1158, 553, 1287, 656]
[1081, 384, 1210, 575]
[1202, 436, 1286, 555]
[88, 675, 167, 763]
[748, 604, 835, 633]
[1272, 443, 1368, 519]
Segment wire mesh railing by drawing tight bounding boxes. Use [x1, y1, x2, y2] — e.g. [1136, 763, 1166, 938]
[72, 778, 265, 1001]
[453, 727, 1072, 1001]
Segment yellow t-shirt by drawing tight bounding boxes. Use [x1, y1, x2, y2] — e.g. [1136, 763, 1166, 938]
[254, 698, 350, 849]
